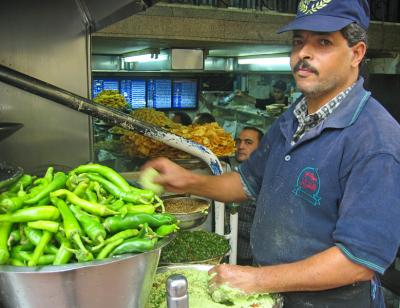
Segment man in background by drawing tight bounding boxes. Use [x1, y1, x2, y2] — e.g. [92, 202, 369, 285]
[193, 112, 216, 124]
[171, 111, 192, 126]
[255, 80, 289, 110]
[234, 126, 263, 265]
[237, 79, 289, 110]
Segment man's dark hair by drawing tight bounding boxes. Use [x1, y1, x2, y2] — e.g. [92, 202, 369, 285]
[193, 112, 216, 125]
[340, 23, 368, 73]
[340, 22, 368, 47]
[173, 111, 192, 125]
[273, 80, 287, 92]
[242, 126, 263, 141]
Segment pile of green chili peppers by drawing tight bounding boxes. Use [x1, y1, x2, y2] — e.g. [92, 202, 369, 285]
[0, 163, 179, 266]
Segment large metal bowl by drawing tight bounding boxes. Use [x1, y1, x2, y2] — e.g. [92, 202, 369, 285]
[0, 236, 174, 308]
[154, 264, 284, 308]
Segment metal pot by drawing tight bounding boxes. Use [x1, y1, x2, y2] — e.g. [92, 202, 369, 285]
[0, 236, 173, 308]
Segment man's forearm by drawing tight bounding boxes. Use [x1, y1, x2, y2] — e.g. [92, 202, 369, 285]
[211, 246, 374, 294]
[186, 172, 248, 203]
[253, 246, 374, 293]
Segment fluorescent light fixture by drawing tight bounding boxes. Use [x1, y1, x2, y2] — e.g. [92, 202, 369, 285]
[238, 56, 291, 71]
[123, 53, 168, 63]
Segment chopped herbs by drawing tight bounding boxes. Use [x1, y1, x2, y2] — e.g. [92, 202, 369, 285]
[160, 230, 230, 263]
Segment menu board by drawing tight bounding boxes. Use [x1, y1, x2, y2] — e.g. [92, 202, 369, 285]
[172, 79, 197, 109]
[120, 79, 146, 109]
[147, 79, 172, 109]
[92, 79, 119, 98]
[92, 77, 198, 110]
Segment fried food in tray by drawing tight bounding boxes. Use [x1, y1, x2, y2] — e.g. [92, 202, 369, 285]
[118, 109, 235, 159]
[93, 90, 128, 110]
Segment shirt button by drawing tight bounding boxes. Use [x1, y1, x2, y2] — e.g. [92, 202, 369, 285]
[284, 155, 291, 161]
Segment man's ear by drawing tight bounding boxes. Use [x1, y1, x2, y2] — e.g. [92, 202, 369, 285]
[351, 42, 367, 68]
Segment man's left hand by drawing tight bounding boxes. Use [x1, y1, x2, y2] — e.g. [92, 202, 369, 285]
[208, 264, 261, 293]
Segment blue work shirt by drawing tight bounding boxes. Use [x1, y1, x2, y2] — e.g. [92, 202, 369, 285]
[238, 78, 400, 307]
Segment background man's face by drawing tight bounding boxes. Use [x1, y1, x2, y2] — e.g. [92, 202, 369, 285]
[235, 129, 260, 162]
[272, 87, 285, 101]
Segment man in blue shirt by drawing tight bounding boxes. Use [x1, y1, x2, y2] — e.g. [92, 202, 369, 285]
[143, 0, 400, 306]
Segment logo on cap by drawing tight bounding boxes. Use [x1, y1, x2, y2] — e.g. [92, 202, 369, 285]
[298, 0, 332, 15]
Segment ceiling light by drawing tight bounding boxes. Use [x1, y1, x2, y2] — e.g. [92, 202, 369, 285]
[238, 56, 291, 71]
[123, 53, 168, 63]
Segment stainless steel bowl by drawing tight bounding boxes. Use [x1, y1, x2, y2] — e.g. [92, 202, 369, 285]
[154, 264, 284, 308]
[162, 196, 211, 230]
[174, 211, 209, 230]
[0, 236, 173, 308]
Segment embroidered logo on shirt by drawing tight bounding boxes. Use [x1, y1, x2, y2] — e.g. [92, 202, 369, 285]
[293, 167, 321, 206]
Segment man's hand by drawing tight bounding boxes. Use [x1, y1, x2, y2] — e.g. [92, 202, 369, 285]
[141, 157, 247, 202]
[141, 157, 196, 194]
[209, 264, 261, 294]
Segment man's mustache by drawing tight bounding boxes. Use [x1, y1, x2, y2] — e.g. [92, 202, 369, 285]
[293, 60, 319, 75]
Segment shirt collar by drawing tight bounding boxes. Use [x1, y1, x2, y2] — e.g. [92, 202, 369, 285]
[322, 77, 371, 129]
[279, 78, 371, 140]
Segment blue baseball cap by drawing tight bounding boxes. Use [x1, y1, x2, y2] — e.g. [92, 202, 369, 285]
[277, 0, 370, 33]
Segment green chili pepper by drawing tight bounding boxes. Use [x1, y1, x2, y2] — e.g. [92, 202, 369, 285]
[65, 177, 74, 191]
[27, 220, 59, 233]
[7, 228, 21, 247]
[53, 232, 73, 265]
[0, 191, 16, 203]
[0, 206, 60, 223]
[92, 228, 139, 252]
[13, 250, 55, 266]
[51, 189, 118, 217]
[103, 213, 177, 233]
[10, 258, 25, 266]
[33, 178, 49, 186]
[0, 195, 26, 213]
[84, 173, 154, 204]
[110, 237, 156, 256]
[155, 224, 179, 237]
[107, 199, 125, 211]
[28, 230, 53, 266]
[73, 180, 89, 199]
[121, 204, 156, 215]
[37, 196, 50, 205]
[44, 166, 54, 183]
[0, 222, 12, 264]
[50, 197, 93, 262]
[84, 182, 98, 203]
[7, 174, 33, 194]
[11, 243, 35, 254]
[71, 163, 132, 192]
[23, 226, 58, 254]
[96, 238, 124, 260]
[99, 194, 114, 205]
[24, 172, 67, 205]
[69, 204, 106, 245]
